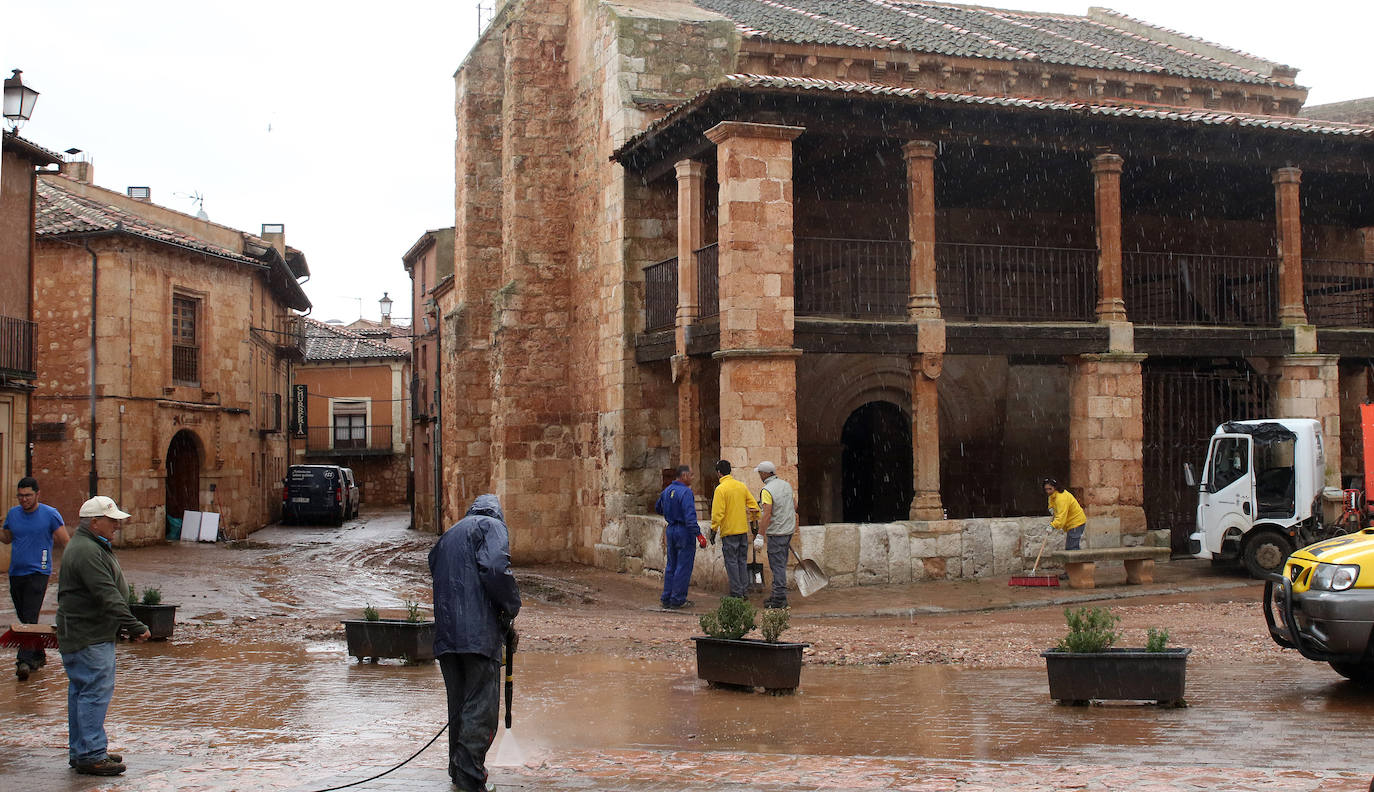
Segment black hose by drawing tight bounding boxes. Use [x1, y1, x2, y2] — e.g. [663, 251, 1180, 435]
[302, 722, 446, 792]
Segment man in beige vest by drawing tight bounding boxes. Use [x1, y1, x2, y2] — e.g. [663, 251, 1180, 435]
[755, 461, 796, 609]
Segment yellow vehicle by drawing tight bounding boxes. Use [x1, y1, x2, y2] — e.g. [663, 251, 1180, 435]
[1264, 529, 1374, 682]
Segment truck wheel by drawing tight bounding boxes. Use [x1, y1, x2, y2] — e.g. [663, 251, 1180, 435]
[1242, 531, 1293, 578]
[1328, 660, 1374, 684]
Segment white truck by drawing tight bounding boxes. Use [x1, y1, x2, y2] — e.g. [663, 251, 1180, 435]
[1188, 419, 1340, 578]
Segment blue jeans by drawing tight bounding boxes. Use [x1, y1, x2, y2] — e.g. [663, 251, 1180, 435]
[660, 526, 698, 607]
[1065, 524, 1086, 551]
[61, 642, 116, 764]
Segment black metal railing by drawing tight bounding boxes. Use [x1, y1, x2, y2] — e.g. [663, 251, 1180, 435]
[795, 238, 908, 319]
[937, 243, 1097, 322]
[172, 344, 199, 384]
[304, 424, 395, 454]
[696, 244, 719, 319]
[1305, 259, 1374, 328]
[0, 315, 35, 377]
[643, 257, 677, 332]
[275, 316, 306, 360]
[1125, 252, 1277, 326]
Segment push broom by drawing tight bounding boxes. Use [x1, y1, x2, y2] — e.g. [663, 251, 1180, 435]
[1009, 527, 1059, 587]
[0, 623, 58, 650]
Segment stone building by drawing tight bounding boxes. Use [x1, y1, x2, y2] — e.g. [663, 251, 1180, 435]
[293, 318, 410, 508]
[32, 170, 310, 543]
[0, 132, 59, 530]
[403, 227, 454, 533]
[444, 0, 1374, 583]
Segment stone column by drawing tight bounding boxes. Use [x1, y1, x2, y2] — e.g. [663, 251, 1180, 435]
[1068, 353, 1148, 547]
[705, 121, 803, 486]
[903, 140, 940, 319]
[1274, 167, 1307, 325]
[1092, 153, 1127, 322]
[673, 159, 706, 496]
[909, 349, 944, 520]
[1275, 354, 1342, 487]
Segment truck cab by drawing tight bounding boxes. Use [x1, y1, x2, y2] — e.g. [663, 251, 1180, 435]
[1189, 419, 1326, 577]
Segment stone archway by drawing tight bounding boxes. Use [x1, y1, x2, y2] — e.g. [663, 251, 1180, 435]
[165, 430, 202, 533]
[841, 401, 914, 523]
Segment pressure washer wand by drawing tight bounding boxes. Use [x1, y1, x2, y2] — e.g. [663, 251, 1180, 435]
[503, 630, 515, 730]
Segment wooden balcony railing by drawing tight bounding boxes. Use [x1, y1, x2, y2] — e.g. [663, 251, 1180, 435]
[1305, 259, 1374, 328]
[643, 257, 677, 332]
[304, 424, 395, 455]
[0, 315, 35, 378]
[936, 243, 1097, 322]
[696, 244, 719, 319]
[795, 238, 908, 319]
[1125, 252, 1277, 326]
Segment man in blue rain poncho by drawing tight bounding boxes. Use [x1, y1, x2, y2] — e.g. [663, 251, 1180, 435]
[430, 494, 522, 792]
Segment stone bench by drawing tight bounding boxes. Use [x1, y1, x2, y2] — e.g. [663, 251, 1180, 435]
[1044, 546, 1172, 589]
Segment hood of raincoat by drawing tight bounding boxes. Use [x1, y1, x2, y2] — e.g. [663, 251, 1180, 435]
[429, 494, 521, 661]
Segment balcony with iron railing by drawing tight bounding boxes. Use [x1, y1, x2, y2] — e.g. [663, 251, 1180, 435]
[303, 424, 396, 456]
[645, 238, 1374, 332]
[0, 315, 36, 378]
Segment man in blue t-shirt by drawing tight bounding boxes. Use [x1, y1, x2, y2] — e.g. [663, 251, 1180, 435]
[2, 476, 69, 680]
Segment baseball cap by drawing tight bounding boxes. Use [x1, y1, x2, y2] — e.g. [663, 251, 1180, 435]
[78, 496, 131, 520]
[754, 461, 776, 475]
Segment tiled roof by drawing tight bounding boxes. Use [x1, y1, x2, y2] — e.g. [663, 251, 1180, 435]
[35, 178, 260, 265]
[302, 318, 409, 362]
[1301, 97, 1374, 126]
[614, 74, 1374, 160]
[2, 131, 63, 165]
[692, 0, 1285, 85]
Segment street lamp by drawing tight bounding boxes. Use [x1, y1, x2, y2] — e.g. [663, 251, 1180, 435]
[3, 70, 39, 129]
[379, 292, 393, 320]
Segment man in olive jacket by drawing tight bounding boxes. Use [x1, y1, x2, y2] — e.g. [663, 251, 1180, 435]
[56, 496, 149, 777]
[429, 494, 521, 792]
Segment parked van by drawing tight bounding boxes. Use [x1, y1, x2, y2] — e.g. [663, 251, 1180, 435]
[282, 464, 348, 525]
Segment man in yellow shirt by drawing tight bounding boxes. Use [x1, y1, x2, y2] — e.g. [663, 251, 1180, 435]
[710, 460, 759, 598]
[1044, 478, 1087, 550]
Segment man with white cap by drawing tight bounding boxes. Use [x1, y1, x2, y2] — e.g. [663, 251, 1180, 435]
[56, 496, 148, 777]
[754, 461, 797, 609]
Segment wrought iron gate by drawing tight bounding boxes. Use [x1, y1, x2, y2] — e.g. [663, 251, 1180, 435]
[1142, 362, 1273, 552]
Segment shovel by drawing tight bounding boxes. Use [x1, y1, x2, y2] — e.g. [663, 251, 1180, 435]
[788, 545, 829, 597]
[0, 623, 57, 650]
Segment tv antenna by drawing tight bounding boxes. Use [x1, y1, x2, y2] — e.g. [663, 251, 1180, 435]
[174, 191, 208, 220]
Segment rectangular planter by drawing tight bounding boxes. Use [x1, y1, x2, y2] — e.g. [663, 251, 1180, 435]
[692, 636, 807, 692]
[1041, 647, 1191, 704]
[342, 619, 436, 662]
[129, 603, 178, 640]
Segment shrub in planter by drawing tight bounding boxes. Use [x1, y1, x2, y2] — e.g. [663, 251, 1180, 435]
[693, 599, 807, 694]
[128, 586, 178, 641]
[1042, 606, 1189, 706]
[343, 603, 436, 663]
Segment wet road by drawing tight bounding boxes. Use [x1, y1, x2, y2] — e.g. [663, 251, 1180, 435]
[2, 510, 1371, 790]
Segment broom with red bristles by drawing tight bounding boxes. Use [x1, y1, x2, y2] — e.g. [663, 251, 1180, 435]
[1009, 527, 1060, 587]
[0, 623, 58, 650]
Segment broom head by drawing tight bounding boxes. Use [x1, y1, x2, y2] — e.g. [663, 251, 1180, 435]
[1008, 575, 1060, 587]
[0, 623, 58, 649]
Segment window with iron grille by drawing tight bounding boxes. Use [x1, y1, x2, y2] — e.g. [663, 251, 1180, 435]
[171, 295, 200, 385]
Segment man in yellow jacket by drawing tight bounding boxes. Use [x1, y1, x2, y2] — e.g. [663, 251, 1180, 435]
[710, 460, 760, 598]
[1044, 478, 1087, 550]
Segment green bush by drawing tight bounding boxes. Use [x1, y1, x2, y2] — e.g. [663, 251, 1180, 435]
[1145, 627, 1170, 652]
[1056, 606, 1121, 653]
[125, 582, 137, 606]
[699, 597, 756, 639]
[362, 604, 380, 621]
[140, 587, 162, 606]
[759, 607, 791, 643]
[404, 600, 423, 623]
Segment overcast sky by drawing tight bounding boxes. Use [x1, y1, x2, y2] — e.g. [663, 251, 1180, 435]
[5, 1, 1370, 324]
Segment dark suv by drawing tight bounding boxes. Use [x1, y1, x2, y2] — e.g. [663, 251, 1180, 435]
[282, 464, 348, 525]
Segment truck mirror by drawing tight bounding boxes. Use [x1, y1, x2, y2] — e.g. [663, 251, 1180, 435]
[1183, 462, 1197, 488]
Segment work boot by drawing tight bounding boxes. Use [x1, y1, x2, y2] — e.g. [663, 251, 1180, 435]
[70, 753, 121, 767]
[72, 758, 126, 776]
[15, 662, 31, 681]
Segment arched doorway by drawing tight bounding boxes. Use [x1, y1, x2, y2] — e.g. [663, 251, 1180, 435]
[841, 401, 913, 523]
[165, 430, 201, 534]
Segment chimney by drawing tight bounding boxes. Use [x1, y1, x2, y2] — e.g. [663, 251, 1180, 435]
[60, 160, 93, 184]
[261, 223, 286, 258]
[127, 186, 151, 202]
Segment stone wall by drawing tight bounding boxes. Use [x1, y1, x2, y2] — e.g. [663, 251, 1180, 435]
[612, 515, 1174, 590]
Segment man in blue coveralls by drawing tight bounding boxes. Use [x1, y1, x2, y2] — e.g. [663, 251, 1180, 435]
[656, 465, 705, 610]
[1, 476, 69, 680]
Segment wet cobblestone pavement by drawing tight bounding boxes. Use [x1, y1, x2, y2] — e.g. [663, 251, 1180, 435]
[2, 510, 1371, 791]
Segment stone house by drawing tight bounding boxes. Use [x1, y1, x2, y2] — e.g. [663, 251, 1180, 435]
[32, 169, 310, 542]
[0, 132, 60, 552]
[293, 318, 410, 508]
[444, 0, 1374, 584]
[403, 227, 454, 533]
